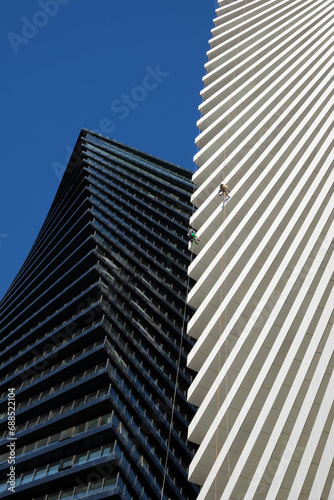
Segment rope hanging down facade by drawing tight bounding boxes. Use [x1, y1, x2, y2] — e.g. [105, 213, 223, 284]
[160, 181, 197, 500]
[215, 2, 248, 498]
[162, 2, 248, 496]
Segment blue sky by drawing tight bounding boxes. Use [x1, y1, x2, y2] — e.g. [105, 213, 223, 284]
[0, 0, 216, 298]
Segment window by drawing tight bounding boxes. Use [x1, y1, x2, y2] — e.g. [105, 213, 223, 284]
[86, 393, 96, 403]
[102, 445, 112, 456]
[73, 397, 85, 408]
[20, 470, 35, 485]
[24, 442, 36, 452]
[28, 418, 39, 428]
[34, 465, 48, 480]
[89, 478, 103, 492]
[73, 423, 86, 435]
[48, 493, 60, 500]
[73, 485, 87, 498]
[98, 387, 108, 397]
[48, 463, 60, 475]
[39, 413, 49, 423]
[50, 408, 61, 419]
[103, 476, 117, 488]
[59, 456, 73, 471]
[88, 448, 101, 460]
[59, 428, 73, 441]
[74, 452, 87, 465]
[59, 489, 73, 499]
[49, 432, 61, 444]
[62, 402, 73, 413]
[36, 437, 49, 449]
[86, 418, 98, 430]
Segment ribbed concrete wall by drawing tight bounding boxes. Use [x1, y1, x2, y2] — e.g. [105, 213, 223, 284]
[187, 1, 334, 498]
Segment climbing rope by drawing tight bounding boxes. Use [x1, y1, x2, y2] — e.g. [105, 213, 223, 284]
[161, 0, 248, 493]
[160, 181, 197, 500]
[215, 1, 248, 498]
[215, 199, 228, 498]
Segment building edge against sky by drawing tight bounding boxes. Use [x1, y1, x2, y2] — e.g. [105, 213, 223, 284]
[186, 1, 333, 499]
[0, 129, 200, 499]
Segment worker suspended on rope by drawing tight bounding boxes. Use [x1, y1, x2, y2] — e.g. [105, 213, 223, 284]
[187, 227, 199, 245]
[219, 182, 231, 209]
[218, 182, 230, 197]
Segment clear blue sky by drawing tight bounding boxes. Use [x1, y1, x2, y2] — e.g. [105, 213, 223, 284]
[0, 0, 216, 298]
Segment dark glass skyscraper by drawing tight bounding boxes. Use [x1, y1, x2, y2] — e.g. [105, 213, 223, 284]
[0, 130, 199, 500]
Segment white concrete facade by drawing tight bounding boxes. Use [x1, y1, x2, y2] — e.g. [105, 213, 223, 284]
[187, 1, 334, 498]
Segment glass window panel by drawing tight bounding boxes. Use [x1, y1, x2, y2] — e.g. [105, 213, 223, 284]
[50, 408, 61, 419]
[59, 457, 73, 470]
[25, 442, 36, 452]
[48, 494, 60, 500]
[85, 368, 95, 376]
[73, 423, 86, 435]
[73, 398, 85, 408]
[100, 414, 112, 425]
[20, 471, 35, 484]
[34, 465, 48, 480]
[60, 488, 73, 499]
[102, 445, 112, 456]
[62, 403, 73, 413]
[98, 387, 108, 397]
[86, 418, 98, 430]
[36, 437, 49, 449]
[86, 393, 96, 403]
[89, 478, 103, 492]
[74, 452, 88, 465]
[103, 476, 117, 488]
[88, 448, 101, 461]
[73, 485, 87, 498]
[49, 432, 61, 443]
[47, 463, 60, 475]
[28, 418, 38, 428]
[59, 428, 73, 441]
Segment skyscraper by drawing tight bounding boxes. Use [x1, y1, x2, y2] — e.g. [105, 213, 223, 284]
[0, 129, 199, 500]
[187, 1, 333, 498]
